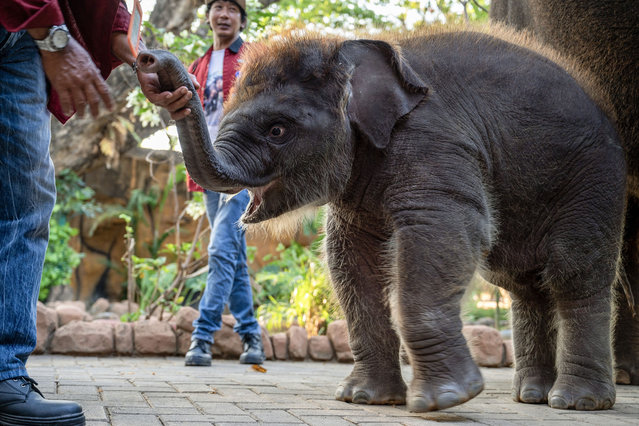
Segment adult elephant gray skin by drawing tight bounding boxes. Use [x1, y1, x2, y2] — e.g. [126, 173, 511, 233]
[491, 0, 639, 386]
[148, 27, 627, 411]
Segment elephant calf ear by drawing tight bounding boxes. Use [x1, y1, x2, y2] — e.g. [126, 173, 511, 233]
[339, 39, 429, 149]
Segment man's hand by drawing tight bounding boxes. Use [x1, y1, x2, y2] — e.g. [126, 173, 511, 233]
[137, 70, 200, 121]
[39, 37, 113, 118]
[110, 32, 199, 120]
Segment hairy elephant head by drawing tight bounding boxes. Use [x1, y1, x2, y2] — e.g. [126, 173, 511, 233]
[208, 34, 428, 223]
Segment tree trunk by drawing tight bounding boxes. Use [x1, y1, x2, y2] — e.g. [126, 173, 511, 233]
[49, 0, 201, 175]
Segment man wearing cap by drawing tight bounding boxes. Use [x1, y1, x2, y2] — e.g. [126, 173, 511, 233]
[184, 0, 266, 367]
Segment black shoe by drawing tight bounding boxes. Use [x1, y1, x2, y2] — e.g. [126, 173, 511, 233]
[239, 333, 266, 365]
[185, 339, 212, 366]
[0, 377, 85, 426]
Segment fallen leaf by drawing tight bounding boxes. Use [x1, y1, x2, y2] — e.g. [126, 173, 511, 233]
[251, 364, 267, 373]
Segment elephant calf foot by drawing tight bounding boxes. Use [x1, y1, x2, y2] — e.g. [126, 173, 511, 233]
[335, 372, 407, 405]
[407, 359, 484, 412]
[549, 374, 615, 410]
[512, 367, 556, 404]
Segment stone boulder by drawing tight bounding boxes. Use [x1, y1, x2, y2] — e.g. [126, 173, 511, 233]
[56, 304, 89, 326]
[176, 329, 193, 355]
[109, 300, 139, 317]
[327, 320, 353, 363]
[175, 306, 198, 332]
[89, 297, 110, 316]
[212, 315, 243, 358]
[287, 325, 308, 360]
[35, 302, 57, 354]
[261, 326, 274, 360]
[272, 332, 288, 360]
[114, 322, 134, 355]
[133, 320, 176, 355]
[503, 339, 514, 367]
[308, 335, 333, 361]
[50, 321, 114, 355]
[462, 325, 505, 367]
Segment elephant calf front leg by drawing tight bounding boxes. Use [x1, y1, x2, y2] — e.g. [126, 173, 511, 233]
[326, 216, 407, 405]
[391, 226, 485, 412]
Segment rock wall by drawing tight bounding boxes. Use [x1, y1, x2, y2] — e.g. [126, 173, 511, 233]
[35, 300, 514, 368]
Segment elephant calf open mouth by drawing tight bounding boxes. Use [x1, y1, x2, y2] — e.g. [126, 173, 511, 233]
[245, 179, 279, 222]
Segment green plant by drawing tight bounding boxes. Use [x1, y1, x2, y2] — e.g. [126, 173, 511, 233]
[40, 170, 101, 301]
[254, 213, 341, 336]
[118, 162, 210, 321]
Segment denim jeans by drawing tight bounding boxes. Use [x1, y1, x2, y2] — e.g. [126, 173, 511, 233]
[192, 189, 260, 343]
[0, 28, 56, 381]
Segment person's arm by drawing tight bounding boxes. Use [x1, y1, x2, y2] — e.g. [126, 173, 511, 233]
[0, 0, 63, 31]
[0, 1, 114, 118]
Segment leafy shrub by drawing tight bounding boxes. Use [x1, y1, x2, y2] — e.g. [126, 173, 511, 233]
[254, 211, 342, 335]
[40, 170, 100, 301]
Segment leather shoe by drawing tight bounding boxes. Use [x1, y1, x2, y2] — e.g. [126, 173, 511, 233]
[185, 339, 212, 366]
[0, 376, 85, 425]
[239, 333, 266, 364]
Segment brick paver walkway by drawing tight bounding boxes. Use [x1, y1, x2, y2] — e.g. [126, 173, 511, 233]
[26, 355, 639, 425]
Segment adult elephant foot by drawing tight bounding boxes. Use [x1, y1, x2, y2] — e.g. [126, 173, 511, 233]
[335, 369, 406, 405]
[613, 282, 639, 385]
[406, 351, 484, 412]
[614, 321, 639, 385]
[615, 197, 639, 385]
[512, 367, 555, 404]
[548, 375, 615, 410]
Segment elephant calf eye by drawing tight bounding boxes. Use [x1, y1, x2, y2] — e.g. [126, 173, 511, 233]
[269, 126, 285, 138]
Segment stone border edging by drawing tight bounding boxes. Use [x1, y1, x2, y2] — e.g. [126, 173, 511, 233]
[35, 300, 513, 367]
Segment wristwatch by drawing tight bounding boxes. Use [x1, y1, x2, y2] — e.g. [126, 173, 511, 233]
[34, 25, 70, 52]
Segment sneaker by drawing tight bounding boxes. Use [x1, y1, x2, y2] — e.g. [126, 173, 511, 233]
[0, 376, 85, 425]
[239, 333, 266, 365]
[185, 339, 212, 366]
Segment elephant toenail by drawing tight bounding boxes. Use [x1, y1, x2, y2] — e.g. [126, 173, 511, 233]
[521, 389, 543, 403]
[334, 386, 346, 400]
[468, 380, 483, 395]
[408, 396, 434, 413]
[352, 390, 370, 404]
[549, 395, 569, 409]
[436, 391, 461, 409]
[575, 398, 596, 410]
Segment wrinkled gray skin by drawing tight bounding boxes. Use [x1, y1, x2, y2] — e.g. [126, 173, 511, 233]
[169, 31, 627, 411]
[491, 0, 639, 387]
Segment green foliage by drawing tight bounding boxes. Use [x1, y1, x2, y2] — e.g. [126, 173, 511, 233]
[40, 170, 101, 301]
[118, 164, 209, 321]
[254, 212, 340, 336]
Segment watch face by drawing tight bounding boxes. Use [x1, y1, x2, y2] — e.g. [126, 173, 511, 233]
[51, 28, 69, 49]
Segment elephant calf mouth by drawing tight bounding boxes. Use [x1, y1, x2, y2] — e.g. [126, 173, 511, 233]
[246, 180, 278, 220]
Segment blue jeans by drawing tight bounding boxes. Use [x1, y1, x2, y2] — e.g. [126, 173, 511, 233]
[0, 28, 56, 381]
[192, 189, 260, 343]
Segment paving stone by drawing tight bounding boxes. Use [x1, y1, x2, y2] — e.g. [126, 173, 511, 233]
[23, 355, 639, 425]
[109, 414, 162, 425]
[249, 409, 304, 423]
[296, 416, 355, 426]
[195, 402, 247, 415]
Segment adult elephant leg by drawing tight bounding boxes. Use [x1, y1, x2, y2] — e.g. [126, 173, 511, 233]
[615, 196, 639, 385]
[326, 210, 407, 405]
[391, 211, 486, 412]
[509, 289, 557, 404]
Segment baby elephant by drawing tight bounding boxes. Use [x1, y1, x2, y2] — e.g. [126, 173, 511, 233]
[160, 26, 627, 411]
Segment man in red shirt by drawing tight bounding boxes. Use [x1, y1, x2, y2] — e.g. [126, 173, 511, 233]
[0, 1, 195, 424]
[183, 0, 266, 368]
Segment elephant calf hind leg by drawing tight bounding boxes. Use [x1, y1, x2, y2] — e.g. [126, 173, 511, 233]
[509, 293, 557, 404]
[550, 286, 616, 410]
